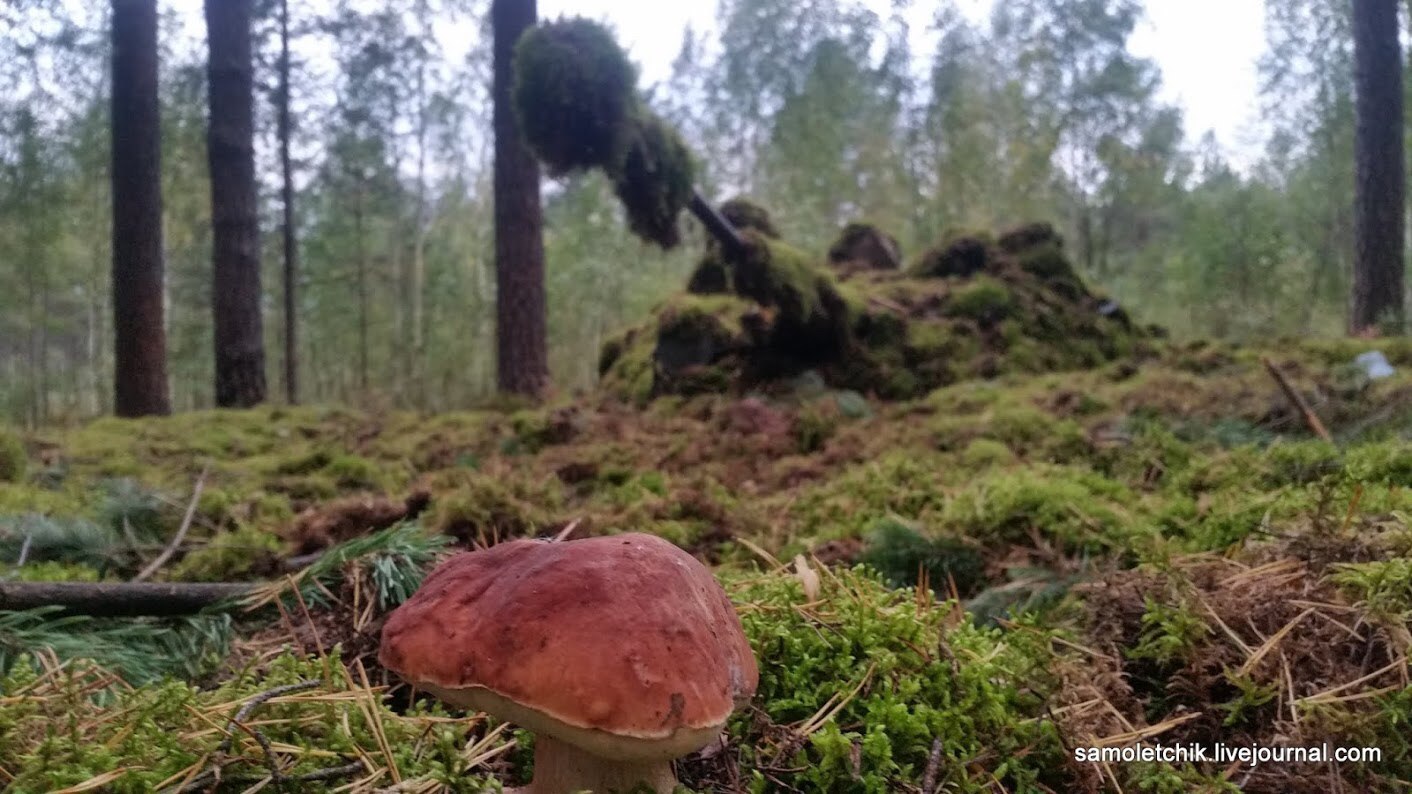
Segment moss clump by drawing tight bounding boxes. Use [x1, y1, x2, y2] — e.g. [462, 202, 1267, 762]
[827, 222, 901, 271]
[652, 295, 748, 384]
[6, 561, 102, 582]
[513, 17, 638, 175]
[999, 222, 1076, 282]
[685, 256, 731, 294]
[946, 276, 1014, 322]
[610, 112, 695, 249]
[0, 427, 25, 483]
[170, 526, 284, 582]
[688, 199, 783, 294]
[910, 229, 994, 278]
[734, 233, 848, 347]
[324, 454, 387, 491]
[943, 466, 1135, 552]
[428, 469, 563, 544]
[719, 196, 779, 239]
[711, 569, 1068, 792]
[0, 652, 505, 792]
[960, 437, 1017, 469]
[858, 518, 988, 596]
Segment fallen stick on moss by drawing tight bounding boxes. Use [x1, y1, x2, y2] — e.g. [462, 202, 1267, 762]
[1261, 356, 1334, 443]
[133, 465, 209, 582]
[0, 581, 256, 616]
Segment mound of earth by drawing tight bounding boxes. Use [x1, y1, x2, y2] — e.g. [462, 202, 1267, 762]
[600, 210, 1155, 402]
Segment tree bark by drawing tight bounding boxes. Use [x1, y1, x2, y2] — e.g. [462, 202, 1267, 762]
[1351, 0, 1406, 334]
[110, 0, 170, 417]
[493, 0, 549, 397]
[279, 0, 299, 405]
[206, 0, 267, 408]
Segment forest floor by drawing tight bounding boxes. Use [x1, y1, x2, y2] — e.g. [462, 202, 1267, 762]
[5, 259, 1412, 791]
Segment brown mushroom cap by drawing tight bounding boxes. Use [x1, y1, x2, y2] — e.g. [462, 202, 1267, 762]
[379, 533, 759, 762]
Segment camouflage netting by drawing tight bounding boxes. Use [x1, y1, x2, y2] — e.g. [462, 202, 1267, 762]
[601, 209, 1155, 403]
[514, 17, 697, 250]
[513, 17, 639, 176]
[828, 221, 901, 272]
[610, 112, 696, 249]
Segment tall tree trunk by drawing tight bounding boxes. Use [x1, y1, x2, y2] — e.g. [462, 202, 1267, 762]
[205, 0, 266, 408]
[279, 0, 299, 405]
[1351, 0, 1406, 334]
[110, 0, 170, 417]
[355, 189, 370, 394]
[411, 43, 429, 409]
[492, 0, 548, 397]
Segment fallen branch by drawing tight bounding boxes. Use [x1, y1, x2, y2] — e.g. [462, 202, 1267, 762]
[134, 465, 209, 583]
[0, 581, 256, 616]
[921, 737, 943, 794]
[1261, 356, 1334, 443]
[173, 680, 366, 793]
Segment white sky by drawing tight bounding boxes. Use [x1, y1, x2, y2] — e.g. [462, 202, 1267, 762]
[540, 0, 1271, 164]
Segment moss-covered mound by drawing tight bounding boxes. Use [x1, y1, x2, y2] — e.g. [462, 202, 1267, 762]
[687, 198, 781, 295]
[513, 17, 638, 176]
[603, 217, 1152, 403]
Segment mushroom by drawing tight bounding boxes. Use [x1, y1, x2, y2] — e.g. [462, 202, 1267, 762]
[378, 532, 759, 794]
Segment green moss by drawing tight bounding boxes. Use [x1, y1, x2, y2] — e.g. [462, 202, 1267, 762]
[785, 452, 956, 545]
[0, 651, 504, 793]
[910, 230, 992, 278]
[1261, 440, 1343, 487]
[942, 466, 1136, 553]
[1330, 559, 1412, 623]
[945, 276, 1014, 322]
[726, 569, 1067, 791]
[718, 197, 779, 239]
[733, 233, 838, 327]
[610, 112, 695, 249]
[273, 449, 332, 476]
[792, 403, 839, 454]
[0, 427, 25, 483]
[961, 438, 1017, 469]
[428, 470, 563, 544]
[6, 561, 102, 582]
[324, 454, 387, 491]
[169, 526, 284, 582]
[513, 17, 638, 175]
[648, 295, 752, 396]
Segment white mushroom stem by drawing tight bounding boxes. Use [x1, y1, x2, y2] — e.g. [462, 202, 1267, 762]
[514, 735, 678, 794]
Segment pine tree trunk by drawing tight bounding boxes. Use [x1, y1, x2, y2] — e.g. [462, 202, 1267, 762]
[110, 0, 170, 417]
[279, 0, 299, 405]
[1351, 0, 1406, 334]
[492, 0, 548, 397]
[205, 0, 266, 408]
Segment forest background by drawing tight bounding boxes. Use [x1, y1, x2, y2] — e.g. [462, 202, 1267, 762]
[0, 0, 1395, 424]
